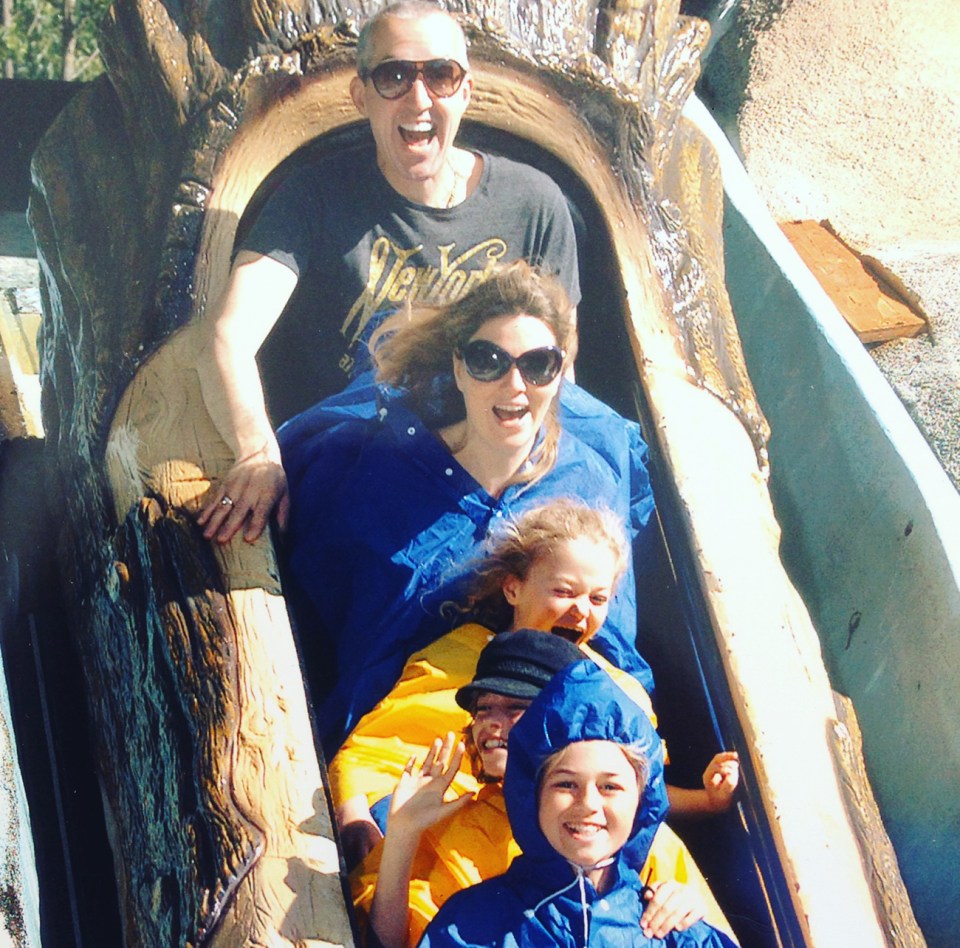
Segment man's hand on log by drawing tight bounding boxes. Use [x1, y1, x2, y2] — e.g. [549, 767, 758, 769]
[197, 450, 290, 544]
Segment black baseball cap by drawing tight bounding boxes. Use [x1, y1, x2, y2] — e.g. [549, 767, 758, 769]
[455, 629, 583, 711]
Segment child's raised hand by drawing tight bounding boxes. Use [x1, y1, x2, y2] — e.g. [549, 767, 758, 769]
[388, 732, 472, 836]
[640, 880, 706, 938]
[702, 751, 740, 813]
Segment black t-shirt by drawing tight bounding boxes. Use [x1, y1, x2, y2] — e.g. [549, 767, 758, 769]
[243, 145, 580, 422]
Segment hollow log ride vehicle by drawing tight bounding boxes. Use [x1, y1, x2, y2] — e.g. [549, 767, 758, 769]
[22, 1, 922, 945]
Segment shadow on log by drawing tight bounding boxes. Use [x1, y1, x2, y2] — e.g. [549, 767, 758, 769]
[106, 496, 265, 940]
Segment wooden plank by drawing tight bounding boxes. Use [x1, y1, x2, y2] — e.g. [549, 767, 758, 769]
[780, 220, 927, 343]
[0, 292, 42, 438]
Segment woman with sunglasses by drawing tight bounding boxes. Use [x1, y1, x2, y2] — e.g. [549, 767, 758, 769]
[278, 261, 655, 757]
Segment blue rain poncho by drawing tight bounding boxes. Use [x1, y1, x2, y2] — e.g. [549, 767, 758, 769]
[417, 662, 738, 947]
[278, 376, 656, 755]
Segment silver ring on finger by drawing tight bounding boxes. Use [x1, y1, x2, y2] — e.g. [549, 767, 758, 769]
[220, 495, 235, 507]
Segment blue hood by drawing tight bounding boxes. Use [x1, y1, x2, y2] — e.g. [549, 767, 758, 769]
[504, 660, 668, 873]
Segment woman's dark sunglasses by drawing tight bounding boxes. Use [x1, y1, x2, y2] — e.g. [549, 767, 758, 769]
[458, 340, 564, 387]
[362, 58, 467, 100]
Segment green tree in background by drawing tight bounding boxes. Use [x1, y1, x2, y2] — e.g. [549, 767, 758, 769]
[1, 0, 111, 80]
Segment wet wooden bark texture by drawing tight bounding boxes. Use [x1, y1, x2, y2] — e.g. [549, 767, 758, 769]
[105, 498, 264, 940]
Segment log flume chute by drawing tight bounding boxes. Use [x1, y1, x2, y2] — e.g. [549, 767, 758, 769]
[27, 1, 921, 945]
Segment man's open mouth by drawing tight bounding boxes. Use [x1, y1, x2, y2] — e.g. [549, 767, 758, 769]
[399, 121, 436, 144]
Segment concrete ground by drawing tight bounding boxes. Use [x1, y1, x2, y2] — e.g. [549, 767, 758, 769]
[696, 0, 960, 490]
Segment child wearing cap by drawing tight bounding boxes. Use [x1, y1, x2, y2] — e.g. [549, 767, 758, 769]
[358, 631, 585, 948]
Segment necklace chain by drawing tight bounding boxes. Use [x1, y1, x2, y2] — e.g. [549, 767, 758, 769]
[445, 156, 469, 208]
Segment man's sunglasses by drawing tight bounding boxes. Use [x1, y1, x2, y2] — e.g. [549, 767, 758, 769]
[362, 58, 467, 100]
[457, 340, 564, 387]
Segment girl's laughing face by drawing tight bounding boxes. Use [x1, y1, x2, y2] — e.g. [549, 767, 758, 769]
[503, 537, 617, 644]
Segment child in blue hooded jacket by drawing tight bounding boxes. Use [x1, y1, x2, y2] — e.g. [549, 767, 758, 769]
[418, 661, 737, 948]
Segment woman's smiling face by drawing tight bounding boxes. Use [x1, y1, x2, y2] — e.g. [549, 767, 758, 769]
[453, 313, 562, 460]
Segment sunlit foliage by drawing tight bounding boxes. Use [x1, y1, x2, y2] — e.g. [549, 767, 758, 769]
[1, 0, 111, 80]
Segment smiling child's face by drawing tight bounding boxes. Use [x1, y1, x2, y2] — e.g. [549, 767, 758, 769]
[537, 740, 640, 872]
[470, 691, 532, 780]
[503, 537, 618, 644]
